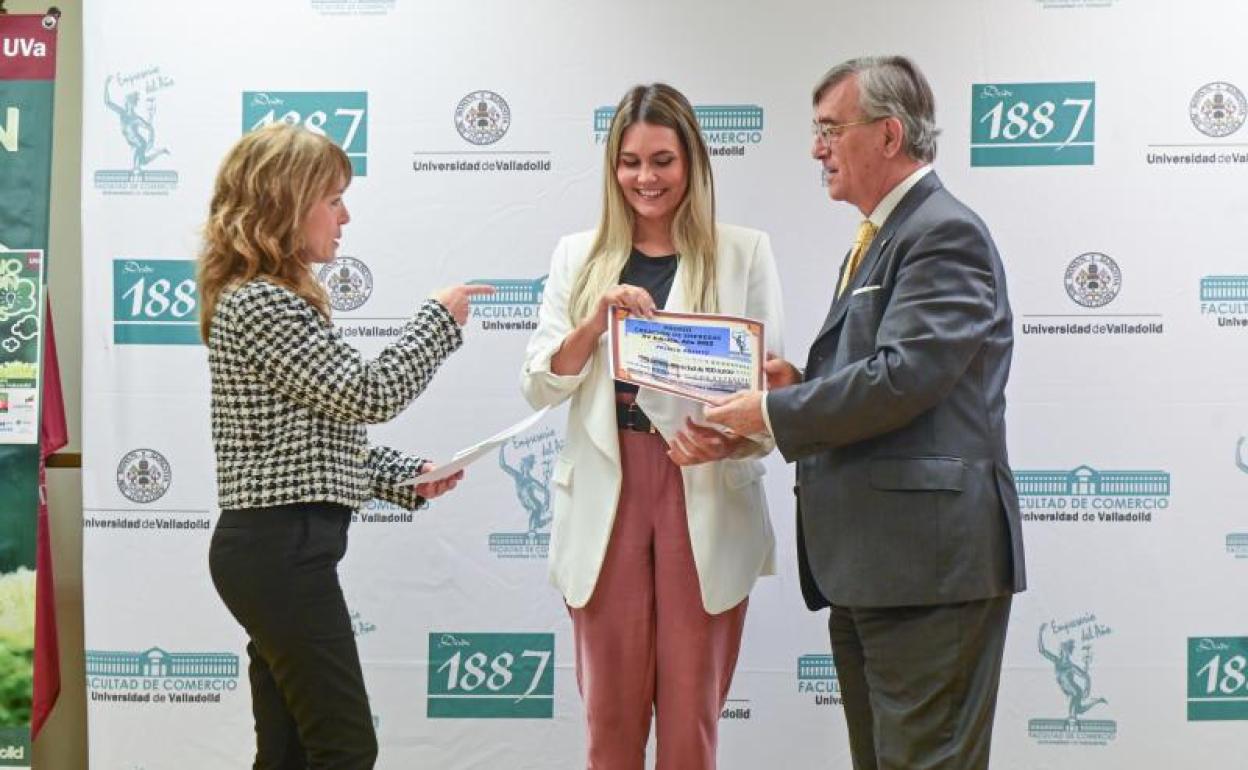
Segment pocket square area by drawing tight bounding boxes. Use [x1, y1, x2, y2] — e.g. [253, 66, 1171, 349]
[852, 284, 882, 296]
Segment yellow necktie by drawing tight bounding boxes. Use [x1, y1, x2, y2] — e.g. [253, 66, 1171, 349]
[837, 220, 878, 298]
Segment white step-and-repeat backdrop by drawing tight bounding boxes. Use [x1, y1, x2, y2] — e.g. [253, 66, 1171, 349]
[80, 1, 1248, 767]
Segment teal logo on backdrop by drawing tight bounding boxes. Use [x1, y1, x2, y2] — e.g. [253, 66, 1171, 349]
[1200, 276, 1248, 330]
[796, 653, 841, 706]
[971, 82, 1095, 166]
[94, 68, 179, 194]
[594, 104, 764, 157]
[468, 276, 545, 332]
[426, 632, 554, 718]
[1226, 533, 1248, 559]
[86, 647, 239, 705]
[112, 259, 199, 345]
[489, 427, 562, 559]
[1187, 637, 1248, 720]
[1016, 465, 1170, 524]
[1029, 615, 1116, 745]
[242, 91, 368, 176]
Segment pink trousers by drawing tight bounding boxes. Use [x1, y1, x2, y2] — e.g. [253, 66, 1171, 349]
[569, 427, 748, 770]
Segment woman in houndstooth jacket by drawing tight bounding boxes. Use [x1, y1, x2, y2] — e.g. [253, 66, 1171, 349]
[199, 123, 491, 770]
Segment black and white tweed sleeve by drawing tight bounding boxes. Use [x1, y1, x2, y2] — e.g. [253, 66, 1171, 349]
[368, 444, 426, 510]
[232, 282, 463, 424]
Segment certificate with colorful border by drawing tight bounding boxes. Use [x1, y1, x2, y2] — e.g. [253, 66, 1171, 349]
[608, 307, 764, 404]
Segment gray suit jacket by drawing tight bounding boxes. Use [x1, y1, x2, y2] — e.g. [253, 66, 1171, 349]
[769, 172, 1026, 609]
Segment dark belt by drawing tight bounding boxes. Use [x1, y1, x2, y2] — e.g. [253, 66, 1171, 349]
[616, 402, 657, 433]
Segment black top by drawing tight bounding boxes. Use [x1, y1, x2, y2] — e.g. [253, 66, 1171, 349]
[615, 249, 678, 394]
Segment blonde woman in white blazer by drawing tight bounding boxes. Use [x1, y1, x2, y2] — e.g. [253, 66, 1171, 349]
[521, 84, 783, 770]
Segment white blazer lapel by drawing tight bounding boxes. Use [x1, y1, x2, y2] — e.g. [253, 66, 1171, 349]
[583, 346, 621, 462]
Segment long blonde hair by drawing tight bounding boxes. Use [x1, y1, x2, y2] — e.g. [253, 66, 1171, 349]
[569, 83, 718, 323]
[197, 123, 352, 341]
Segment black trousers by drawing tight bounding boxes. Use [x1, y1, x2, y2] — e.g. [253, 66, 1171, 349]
[209, 502, 377, 770]
[829, 596, 1013, 770]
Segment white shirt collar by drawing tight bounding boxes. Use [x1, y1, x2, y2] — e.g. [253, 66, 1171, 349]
[868, 165, 932, 229]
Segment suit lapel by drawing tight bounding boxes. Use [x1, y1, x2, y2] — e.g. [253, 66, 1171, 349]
[810, 173, 944, 349]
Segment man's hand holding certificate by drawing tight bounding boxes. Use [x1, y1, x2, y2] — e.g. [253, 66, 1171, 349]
[608, 307, 765, 404]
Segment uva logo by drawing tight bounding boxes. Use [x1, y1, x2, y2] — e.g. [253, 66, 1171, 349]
[1, 38, 47, 57]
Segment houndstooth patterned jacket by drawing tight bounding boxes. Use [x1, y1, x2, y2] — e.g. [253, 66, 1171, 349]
[208, 278, 462, 511]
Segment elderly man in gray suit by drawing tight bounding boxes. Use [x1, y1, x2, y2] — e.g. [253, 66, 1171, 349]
[706, 55, 1026, 770]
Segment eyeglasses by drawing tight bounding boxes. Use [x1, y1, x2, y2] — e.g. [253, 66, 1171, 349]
[811, 117, 881, 146]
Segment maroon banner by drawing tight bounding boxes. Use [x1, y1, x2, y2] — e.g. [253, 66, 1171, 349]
[0, 16, 58, 82]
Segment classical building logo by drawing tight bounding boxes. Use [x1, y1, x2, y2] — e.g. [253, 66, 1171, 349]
[1187, 637, 1248, 721]
[1064, 252, 1121, 308]
[116, 449, 172, 504]
[1016, 465, 1170, 524]
[94, 67, 178, 195]
[1028, 615, 1116, 745]
[112, 259, 199, 345]
[426, 632, 554, 718]
[467, 276, 545, 332]
[455, 90, 511, 145]
[86, 646, 240, 705]
[242, 91, 369, 175]
[1199, 275, 1248, 330]
[489, 427, 562, 560]
[1190, 82, 1247, 138]
[594, 104, 765, 158]
[318, 256, 373, 312]
[971, 82, 1095, 166]
[1227, 533, 1248, 559]
[796, 653, 841, 706]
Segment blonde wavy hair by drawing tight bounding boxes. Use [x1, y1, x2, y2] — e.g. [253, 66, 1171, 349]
[569, 83, 718, 323]
[197, 123, 352, 341]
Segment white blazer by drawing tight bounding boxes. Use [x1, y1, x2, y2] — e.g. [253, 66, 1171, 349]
[521, 224, 785, 613]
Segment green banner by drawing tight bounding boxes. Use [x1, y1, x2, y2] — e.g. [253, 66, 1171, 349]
[0, 12, 60, 766]
[427, 632, 555, 719]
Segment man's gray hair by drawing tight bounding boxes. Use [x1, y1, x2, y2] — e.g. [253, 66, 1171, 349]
[813, 55, 940, 162]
